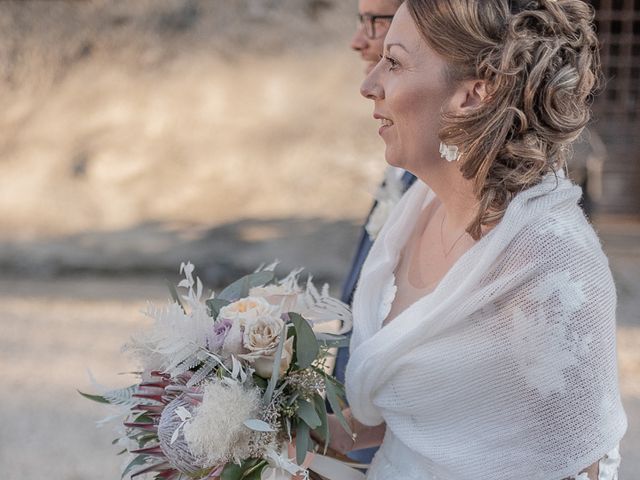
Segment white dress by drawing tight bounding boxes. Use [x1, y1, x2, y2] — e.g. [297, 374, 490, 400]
[367, 428, 621, 480]
[346, 175, 626, 480]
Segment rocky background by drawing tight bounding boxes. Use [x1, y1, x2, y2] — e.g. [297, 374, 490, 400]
[0, 1, 637, 478]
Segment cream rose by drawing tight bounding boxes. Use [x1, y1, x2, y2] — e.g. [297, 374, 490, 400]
[239, 314, 293, 378]
[252, 337, 294, 379]
[243, 314, 284, 353]
[218, 296, 275, 326]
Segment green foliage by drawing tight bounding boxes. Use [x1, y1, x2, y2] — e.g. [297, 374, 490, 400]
[252, 374, 268, 390]
[221, 458, 265, 480]
[241, 460, 268, 480]
[77, 389, 110, 404]
[289, 312, 319, 369]
[136, 433, 158, 448]
[324, 375, 352, 436]
[121, 454, 150, 479]
[132, 412, 154, 424]
[206, 298, 231, 319]
[295, 421, 311, 466]
[312, 392, 330, 453]
[296, 398, 321, 429]
[263, 324, 288, 404]
[218, 271, 275, 302]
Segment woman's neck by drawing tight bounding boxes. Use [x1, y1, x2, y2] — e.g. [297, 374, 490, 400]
[413, 161, 479, 233]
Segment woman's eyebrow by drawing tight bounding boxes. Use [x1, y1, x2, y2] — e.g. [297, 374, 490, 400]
[384, 42, 409, 54]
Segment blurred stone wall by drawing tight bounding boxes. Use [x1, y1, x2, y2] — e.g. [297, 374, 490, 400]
[0, 0, 384, 244]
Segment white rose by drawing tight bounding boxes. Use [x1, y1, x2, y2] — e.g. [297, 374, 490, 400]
[218, 296, 275, 326]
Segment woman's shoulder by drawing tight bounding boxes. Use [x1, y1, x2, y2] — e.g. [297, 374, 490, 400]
[506, 205, 606, 264]
[493, 205, 615, 301]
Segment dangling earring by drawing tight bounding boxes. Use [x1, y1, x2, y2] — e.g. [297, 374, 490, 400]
[439, 142, 459, 162]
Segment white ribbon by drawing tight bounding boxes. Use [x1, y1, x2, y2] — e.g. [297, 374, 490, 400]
[308, 453, 367, 480]
[263, 448, 308, 480]
[262, 447, 367, 480]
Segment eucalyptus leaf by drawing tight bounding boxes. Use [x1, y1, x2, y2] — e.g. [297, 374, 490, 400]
[218, 271, 275, 301]
[296, 399, 322, 429]
[77, 390, 110, 404]
[324, 373, 347, 397]
[206, 298, 231, 319]
[243, 419, 275, 432]
[263, 324, 288, 404]
[289, 312, 319, 369]
[295, 421, 311, 466]
[312, 392, 330, 453]
[325, 378, 351, 435]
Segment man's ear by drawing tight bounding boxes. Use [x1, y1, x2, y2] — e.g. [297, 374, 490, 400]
[448, 80, 488, 114]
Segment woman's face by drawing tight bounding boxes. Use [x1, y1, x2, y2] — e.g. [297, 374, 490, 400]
[360, 3, 453, 172]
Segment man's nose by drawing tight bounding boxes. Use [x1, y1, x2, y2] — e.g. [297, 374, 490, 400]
[350, 26, 368, 52]
[360, 63, 384, 100]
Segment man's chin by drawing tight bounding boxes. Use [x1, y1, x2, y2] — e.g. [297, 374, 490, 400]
[364, 62, 377, 75]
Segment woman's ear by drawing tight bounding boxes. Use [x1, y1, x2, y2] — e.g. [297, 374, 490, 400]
[447, 80, 488, 114]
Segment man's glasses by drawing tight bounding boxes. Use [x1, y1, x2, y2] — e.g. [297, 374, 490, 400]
[357, 14, 395, 39]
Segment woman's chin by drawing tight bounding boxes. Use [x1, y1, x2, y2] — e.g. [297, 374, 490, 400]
[384, 150, 403, 169]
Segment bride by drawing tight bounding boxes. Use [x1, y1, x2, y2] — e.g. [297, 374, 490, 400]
[326, 1, 627, 479]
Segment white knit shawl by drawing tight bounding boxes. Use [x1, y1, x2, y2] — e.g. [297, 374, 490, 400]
[345, 172, 627, 480]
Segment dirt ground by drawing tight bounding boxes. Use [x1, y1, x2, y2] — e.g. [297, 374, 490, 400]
[0, 216, 638, 480]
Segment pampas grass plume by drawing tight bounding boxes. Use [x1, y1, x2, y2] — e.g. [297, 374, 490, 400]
[183, 380, 261, 465]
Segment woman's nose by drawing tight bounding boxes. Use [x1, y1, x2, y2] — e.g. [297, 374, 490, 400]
[360, 64, 384, 100]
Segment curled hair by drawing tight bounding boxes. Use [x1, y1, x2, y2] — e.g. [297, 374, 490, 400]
[406, 0, 602, 239]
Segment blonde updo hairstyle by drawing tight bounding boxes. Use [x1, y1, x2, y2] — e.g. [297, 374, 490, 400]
[406, 0, 601, 239]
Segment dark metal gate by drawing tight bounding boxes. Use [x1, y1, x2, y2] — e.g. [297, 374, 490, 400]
[586, 0, 640, 214]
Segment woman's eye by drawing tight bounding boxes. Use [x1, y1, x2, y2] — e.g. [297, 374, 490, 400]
[382, 55, 399, 70]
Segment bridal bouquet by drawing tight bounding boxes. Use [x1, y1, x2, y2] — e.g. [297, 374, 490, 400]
[81, 262, 362, 480]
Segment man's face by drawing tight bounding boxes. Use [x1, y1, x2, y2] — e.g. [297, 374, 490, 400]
[351, 0, 400, 74]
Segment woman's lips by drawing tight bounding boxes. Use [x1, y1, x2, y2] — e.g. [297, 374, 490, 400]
[375, 115, 394, 136]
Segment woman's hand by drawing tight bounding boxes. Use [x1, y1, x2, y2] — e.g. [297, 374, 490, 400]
[325, 412, 358, 455]
[322, 408, 386, 455]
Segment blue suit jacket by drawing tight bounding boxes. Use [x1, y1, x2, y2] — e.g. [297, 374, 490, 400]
[334, 170, 417, 463]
